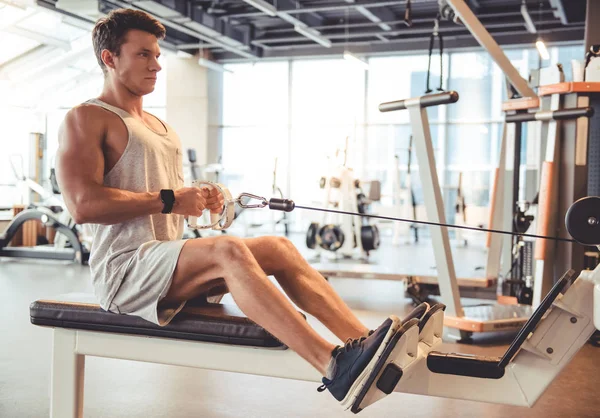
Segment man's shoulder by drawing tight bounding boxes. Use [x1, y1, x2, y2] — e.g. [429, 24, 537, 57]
[68, 102, 108, 120]
[65, 102, 119, 130]
[61, 103, 114, 141]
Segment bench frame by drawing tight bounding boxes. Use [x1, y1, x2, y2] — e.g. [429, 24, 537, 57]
[45, 265, 600, 418]
[50, 327, 320, 418]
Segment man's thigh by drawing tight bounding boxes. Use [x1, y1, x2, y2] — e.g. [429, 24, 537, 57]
[162, 235, 291, 303]
[161, 236, 227, 303]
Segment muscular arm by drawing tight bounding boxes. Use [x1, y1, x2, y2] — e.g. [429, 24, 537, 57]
[56, 106, 163, 225]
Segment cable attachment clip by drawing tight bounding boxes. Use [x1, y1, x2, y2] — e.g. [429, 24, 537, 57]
[236, 193, 268, 209]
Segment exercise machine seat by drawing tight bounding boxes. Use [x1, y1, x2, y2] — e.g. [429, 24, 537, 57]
[30, 293, 291, 349]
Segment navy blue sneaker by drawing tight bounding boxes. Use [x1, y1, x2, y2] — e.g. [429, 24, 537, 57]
[317, 315, 402, 409]
[401, 302, 430, 324]
[366, 303, 430, 337]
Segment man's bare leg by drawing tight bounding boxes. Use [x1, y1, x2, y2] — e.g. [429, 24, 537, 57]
[161, 235, 337, 375]
[244, 236, 370, 342]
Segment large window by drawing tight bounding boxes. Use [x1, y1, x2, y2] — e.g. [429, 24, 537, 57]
[218, 43, 583, 232]
[290, 59, 365, 208]
[220, 61, 289, 228]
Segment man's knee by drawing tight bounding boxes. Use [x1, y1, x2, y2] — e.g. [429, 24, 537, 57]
[273, 236, 297, 253]
[216, 236, 251, 262]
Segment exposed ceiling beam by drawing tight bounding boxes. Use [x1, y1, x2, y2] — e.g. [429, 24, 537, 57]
[0, 8, 38, 31]
[105, 0, 259, 58]
[215, 27, 584, 62]
[279, 0, 404, 15]
[0, 44, 52, 74]
[241, 0, 277, 16]
[7, 44, 93, 84]
[344, 0, 396, 32]
[253, 18, 563, 45]
[4, 26, 72, 50]
[548, 0, 568, 25]
[225, 1, 404, 18]
[261, 10, 558, 34]
[466, 0, 481, 10]
[268, 0, 331, 47]
[520, 1, 537, 34]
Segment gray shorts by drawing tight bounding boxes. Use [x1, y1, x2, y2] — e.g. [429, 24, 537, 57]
[108, 239, 187, 326]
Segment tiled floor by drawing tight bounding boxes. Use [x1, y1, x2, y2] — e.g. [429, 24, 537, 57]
[1, 234, 599, 417]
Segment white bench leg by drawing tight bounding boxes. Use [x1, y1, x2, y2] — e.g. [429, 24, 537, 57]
[51, 329, 85, 418]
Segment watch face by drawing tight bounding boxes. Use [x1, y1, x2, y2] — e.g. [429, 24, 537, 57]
[161, 189, 175, 205]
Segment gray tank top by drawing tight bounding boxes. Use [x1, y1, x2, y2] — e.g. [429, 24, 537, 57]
[85, 98, 184, 309]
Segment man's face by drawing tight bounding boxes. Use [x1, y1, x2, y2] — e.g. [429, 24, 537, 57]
[108, 29, 162, 96]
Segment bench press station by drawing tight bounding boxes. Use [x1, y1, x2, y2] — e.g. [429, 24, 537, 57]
[30, 186, 600, 417]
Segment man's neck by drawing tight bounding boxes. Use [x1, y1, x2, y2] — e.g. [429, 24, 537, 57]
[98, 84, 144, 118]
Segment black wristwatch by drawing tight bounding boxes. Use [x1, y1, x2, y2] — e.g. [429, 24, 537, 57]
[160, 189, 176, 214]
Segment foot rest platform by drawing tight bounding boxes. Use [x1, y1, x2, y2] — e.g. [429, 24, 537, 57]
[30, 293, 290, 349]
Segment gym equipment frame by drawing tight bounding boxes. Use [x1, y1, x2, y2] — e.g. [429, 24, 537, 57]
[32, 253, 600, 417]
[0, 207, 89, 264]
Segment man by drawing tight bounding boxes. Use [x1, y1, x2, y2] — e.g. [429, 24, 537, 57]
[56, 8, 426, 411]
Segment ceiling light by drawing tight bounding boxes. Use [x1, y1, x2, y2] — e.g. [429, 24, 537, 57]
[536, 39, 550, 60]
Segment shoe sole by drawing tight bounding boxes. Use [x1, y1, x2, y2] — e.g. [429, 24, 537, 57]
[338, 314, 402, 410]
[350, 318, 420, 414]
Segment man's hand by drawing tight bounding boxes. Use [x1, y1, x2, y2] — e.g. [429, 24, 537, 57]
[172, 187, 225, 217]
[172, 187, 208, 217]
[201, 187, 225, 214]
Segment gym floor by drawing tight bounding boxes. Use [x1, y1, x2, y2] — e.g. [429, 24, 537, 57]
[1, 235, 599, 418]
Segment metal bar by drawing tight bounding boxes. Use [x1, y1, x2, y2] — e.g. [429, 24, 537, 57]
[0, 248, 79, 261]
[445, 0, 537, 99]
[500, 120, 519, 279]
[50, 329, 85, 418]
[505, 107, 594, 123]
[407, 105, 464, 332]
[379, 92, 459, 112]
[486, 121, 507, 280]
[585, 0, 600, 51]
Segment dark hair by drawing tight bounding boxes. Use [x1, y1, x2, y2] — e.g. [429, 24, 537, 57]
[92, 8, 166, 75]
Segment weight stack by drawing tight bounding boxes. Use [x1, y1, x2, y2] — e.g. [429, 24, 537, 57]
[523, 240, 534, 278]
[589, 96, 600, 196]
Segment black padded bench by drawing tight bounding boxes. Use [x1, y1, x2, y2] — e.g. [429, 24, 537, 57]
[30, 293, 286, 348]
[30, 293, 319, 418]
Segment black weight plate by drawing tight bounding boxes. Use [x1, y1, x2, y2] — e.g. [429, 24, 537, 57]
[317, 224, 345, 251]
[306, 222, 319, 249]
[361, 225, 380, 251]
[565, 196, 600, 246]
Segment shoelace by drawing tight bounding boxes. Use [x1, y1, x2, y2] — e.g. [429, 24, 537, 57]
[317, 337, 367, 392]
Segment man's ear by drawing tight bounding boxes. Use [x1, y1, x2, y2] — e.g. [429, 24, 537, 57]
[101, 49, 116, 71]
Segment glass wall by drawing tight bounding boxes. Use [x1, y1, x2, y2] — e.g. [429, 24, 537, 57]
[220, 44, 583, 232]
[220, 61, 289, 227]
